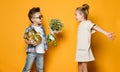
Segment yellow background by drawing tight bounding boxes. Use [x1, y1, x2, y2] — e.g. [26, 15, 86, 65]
[0, 0, 120, 72]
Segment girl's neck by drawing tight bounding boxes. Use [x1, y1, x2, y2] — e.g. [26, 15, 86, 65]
[81, 18, 87, 22]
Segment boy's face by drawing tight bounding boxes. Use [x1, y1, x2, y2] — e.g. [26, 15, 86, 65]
[31, 12, 43, 24]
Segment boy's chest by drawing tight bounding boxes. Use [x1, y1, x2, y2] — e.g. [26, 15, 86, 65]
[34, 27, 43, 35]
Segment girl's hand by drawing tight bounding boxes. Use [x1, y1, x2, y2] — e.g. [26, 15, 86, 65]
[106, 32, 114, 40]
[92, 25, 114, 40]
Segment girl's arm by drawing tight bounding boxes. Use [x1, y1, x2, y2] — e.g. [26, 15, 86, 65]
[92, 25, 113, 40]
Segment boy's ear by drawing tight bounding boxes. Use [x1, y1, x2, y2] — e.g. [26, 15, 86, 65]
[31, 17, 34, 22]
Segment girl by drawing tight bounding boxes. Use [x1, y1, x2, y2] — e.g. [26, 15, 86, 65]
[75, 4, 113, 72]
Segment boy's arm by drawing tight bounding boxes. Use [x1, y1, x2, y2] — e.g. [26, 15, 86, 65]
[24, 27, 36, 46]
[25, 39, 31, 44]
[24, 39, 36, 46]
[92, 25, 113, 40]
[25, 39, 29, 44]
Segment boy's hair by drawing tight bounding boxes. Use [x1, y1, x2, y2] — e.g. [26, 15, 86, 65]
[28, 7, 40, 23]
[76, 4, 89, 19]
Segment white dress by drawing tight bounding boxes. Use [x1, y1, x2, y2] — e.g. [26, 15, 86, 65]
[75, 20, 96, 62]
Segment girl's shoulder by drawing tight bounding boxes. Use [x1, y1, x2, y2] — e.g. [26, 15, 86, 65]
[80, 20, 92, 25]
[85, 20, 92, 23]
[84, 20, 94, 25]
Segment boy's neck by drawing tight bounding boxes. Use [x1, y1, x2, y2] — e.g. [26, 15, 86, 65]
[32, 23, 42, 26]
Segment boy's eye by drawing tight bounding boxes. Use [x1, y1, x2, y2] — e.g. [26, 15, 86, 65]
[40, 15, 43, 18]
[33, 15, 43, 19]
[38, 15, 43, 19]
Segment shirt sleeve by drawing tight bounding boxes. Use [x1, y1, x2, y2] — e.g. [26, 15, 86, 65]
[23, 28, 28, 39]
[23, 26, 31, 39]
[41, 26, 48, 50]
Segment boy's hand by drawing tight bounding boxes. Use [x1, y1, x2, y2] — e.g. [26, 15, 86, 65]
[28, 39, 37, 46]
[32, 42, 38, 46]
[28, 39, 34, 44]
[106, 32, 114, 40]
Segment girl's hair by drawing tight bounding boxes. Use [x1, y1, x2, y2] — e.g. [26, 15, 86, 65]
[28, 7, 40, 23]
[76, 4, 89, 19]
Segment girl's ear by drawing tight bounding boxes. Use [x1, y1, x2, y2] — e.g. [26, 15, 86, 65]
[80, 12, 84, 17]
[80, 12, 85, 19]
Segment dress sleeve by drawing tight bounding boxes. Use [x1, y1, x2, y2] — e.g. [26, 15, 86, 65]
[88, 21, 96, 34]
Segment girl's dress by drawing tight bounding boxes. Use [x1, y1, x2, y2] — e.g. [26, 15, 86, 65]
[75, 20, 96, 62]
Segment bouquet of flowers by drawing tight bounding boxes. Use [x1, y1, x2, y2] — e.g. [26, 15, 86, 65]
[26, 28, 42, 45]
[47, 18, 63, 46]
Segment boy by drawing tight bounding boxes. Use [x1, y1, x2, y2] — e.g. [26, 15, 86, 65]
[23, 7, 48, 72]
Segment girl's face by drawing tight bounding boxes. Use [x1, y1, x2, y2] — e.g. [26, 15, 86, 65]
[32, 12, 43, 24]
[75, 10, 84, 22]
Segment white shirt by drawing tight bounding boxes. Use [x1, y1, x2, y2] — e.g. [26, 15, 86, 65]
[32, 25, 45, 53]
